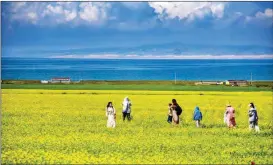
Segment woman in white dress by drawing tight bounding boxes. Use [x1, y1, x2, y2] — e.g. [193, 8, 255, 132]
[106, 102, 116, 128]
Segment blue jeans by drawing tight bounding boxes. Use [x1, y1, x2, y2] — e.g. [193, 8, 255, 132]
[167, 115, 173, 123]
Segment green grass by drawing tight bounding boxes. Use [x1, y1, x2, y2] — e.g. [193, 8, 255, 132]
[1, 83, 272, 92]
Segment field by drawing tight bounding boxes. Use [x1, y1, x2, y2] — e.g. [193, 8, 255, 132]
[1, 89, 273, 164]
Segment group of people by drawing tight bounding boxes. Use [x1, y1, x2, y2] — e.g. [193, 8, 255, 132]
[105, 97, 132, 128]
[167, 99, 183, 124]
[105, 97, 260, 132]
[223, 102, 260, 132]
[167, 99, 203, 127]
[168, 101, 260, 132]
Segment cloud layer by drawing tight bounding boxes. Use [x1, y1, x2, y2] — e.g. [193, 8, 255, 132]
[2, 2, 272, 59]
[4, 2, 273, 27]
[148, 2, 226, 21]
[8, 2, 111, 25]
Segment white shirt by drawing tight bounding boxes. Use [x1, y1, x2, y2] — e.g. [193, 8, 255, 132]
[122, 101, 132, 113]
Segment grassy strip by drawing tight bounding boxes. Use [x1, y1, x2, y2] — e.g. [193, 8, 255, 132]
[1, 83, 272, 91]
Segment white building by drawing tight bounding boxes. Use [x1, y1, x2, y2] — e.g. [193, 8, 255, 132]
[51, 77, 71, 83]
[41, 80, 49, 84]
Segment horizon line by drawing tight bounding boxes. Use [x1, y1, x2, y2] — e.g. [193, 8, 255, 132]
[2, 54, 273, 60]
[52, 54, 273, 59]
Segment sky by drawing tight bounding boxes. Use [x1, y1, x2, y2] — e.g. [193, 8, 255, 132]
[1, 1, 273, 59]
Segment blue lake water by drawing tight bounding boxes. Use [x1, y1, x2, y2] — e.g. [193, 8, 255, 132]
[1, 58, 273, 81]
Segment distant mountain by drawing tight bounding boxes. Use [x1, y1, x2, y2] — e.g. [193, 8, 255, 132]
[8, 42, 273, 56]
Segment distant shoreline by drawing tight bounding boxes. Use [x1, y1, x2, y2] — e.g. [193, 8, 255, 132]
[2, 79, 273, 83]
[2, 56, 273, 60]
[1, 80, 272, 92]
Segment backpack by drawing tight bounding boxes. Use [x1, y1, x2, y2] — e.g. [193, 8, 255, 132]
[176, 105, 182, 116]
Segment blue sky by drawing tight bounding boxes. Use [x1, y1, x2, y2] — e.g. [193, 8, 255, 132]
[1, 1, 273, 59]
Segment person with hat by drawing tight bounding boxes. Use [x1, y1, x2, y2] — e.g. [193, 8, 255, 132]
[225, 104, 236, 128]
[193, 106, 203, 127]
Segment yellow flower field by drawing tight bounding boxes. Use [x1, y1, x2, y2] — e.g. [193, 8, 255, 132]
[2, 89, 273, 164]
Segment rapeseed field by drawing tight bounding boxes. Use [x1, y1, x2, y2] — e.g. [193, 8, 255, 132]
[2, 89, 272, 164]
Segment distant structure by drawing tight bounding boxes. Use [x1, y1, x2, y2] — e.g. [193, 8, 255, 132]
[41, 80, 49, 84]
[75, 79, 82, 83]
[225, 80, 248, 86]
[51, 77, 71, 83]
[195, 81, 223, 85]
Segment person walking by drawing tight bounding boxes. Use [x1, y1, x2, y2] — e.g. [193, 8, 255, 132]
[106, 102, 116, 128]
[225, 104, 236, 128]
[171, 99, 182, 125]
[248, 102, 260, 132]
[167, 103, 173, 123]
[193, 106, 203, 127]
[122, 96, 132, 121]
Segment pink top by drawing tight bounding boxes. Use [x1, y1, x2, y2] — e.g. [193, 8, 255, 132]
[226, 106, 235, 119]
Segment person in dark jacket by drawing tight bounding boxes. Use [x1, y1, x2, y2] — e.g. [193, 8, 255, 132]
[171, 99, 182, 125]
[248, 102, 260, 132]
[193, 106, 203, 127]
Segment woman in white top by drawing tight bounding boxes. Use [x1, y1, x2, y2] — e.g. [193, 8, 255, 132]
[106, 102, 116, 128]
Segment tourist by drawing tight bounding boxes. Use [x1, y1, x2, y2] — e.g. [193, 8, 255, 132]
[225, 104, 236, 128]
[193, 106, 203, 127]
[106, 102, 116, 128]
[167, 103, 173, 123]
[171, 99, 182, 124]
[122, 96, 132, 121]
[248, 102, 260, 132]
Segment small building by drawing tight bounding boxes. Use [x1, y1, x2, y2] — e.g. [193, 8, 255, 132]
[41, 80, 49, 84]
[195, 81, 223, 85]
[225, 80, 248, 86]
[51, 77, 71, 83]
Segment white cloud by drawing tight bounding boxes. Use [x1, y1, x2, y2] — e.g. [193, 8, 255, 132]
[27, 12, 38, 23]
[212, 11, 245, 29]
[45, 4, 64, 15]
[210, 3, 225, 18]
[10, 2, 45, 24]
[79, 2, 110, 23]
[27, 12, 37, 20]
[7, 2, 271, 28]
[255, 8, 273, 18]
[56, 2, 72, 6]
[265, 8, 273, 17]
[40, 3, 77, 24]
[244, 8, 273, 26]
[79, 3, 99, 22]
[148, 2, 226, 21]
[11, 2, 26, 12]
[64, 10, 77, 22]
[8, 2, 110, 25]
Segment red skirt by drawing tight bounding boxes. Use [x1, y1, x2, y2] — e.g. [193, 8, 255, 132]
[228, 117, 236, 127]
